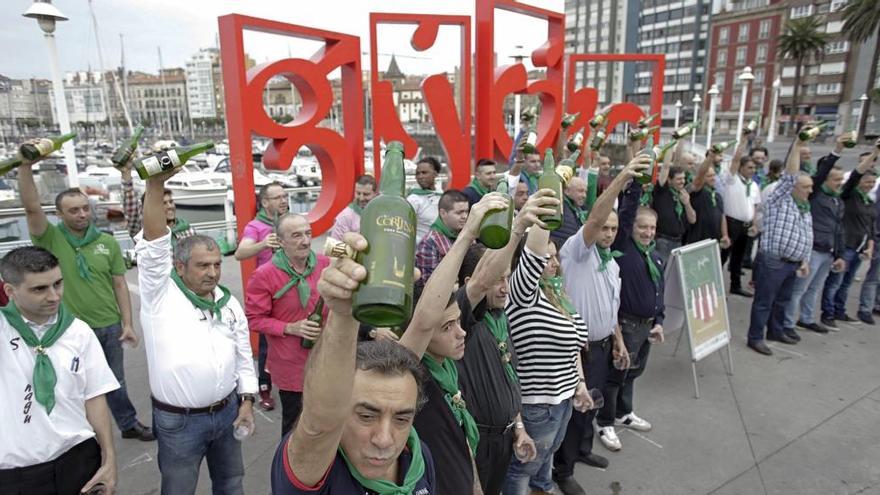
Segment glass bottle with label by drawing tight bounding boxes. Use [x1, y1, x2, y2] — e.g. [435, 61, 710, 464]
[629, 125, 660, 142]
[111, 125, 145, 168]
[19, 132, 77, 160]
[589, 105, 613, 129]
[479, 179, 514, 249]
[798, 121, 827, 141]
[132, 141, 214, 179]
[671, 122, 699, 140]
[302, 297, 324, 349]
[537, 149, 563, 230]
[636, 135, 657, 185]
[638, 112, 660, 128]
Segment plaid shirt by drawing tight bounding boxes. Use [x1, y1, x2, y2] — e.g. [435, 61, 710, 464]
[760, 173, 813, 263]
[415, 229, 454, 285]
[122, 180, 196, 241]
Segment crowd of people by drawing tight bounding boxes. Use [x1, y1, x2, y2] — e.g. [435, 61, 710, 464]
[1, 119, 878, 495]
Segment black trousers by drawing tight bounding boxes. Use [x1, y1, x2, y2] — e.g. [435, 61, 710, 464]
[721, 217, 750, 290]
[258, 334, 272, 390]
[597, 317, 652, 427]
[0, 438, 100, 495]
[554, 337, 613, 479]
[475, 424, 515, 495]
[279, 390, 303, 438]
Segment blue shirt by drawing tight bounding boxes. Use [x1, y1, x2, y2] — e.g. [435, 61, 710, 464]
[271, 432, 436, 494]
[761, 173, 813, 263]
[613, 180, 665, 325]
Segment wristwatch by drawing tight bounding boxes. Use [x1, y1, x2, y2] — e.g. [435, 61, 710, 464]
[240, 393, 256, 404]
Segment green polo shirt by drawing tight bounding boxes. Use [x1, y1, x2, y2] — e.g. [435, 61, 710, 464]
[32, 223, 126, 328]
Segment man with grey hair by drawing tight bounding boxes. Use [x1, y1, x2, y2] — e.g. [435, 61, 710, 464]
[138, 169, 258, 493]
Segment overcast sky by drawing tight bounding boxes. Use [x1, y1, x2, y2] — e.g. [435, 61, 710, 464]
[2, 0, 564, 80]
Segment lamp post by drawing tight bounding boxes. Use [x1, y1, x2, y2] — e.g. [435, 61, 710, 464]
[768, 77, 781, 143]
[691, 94, 702, 148]
[674, 99, 682, 128]
[23, 0, 78, 187]
[706, 85, 719, 149]
[735, 66, 755, 148]
[510, 45, 527, 138]
[858, 93, 869, 138]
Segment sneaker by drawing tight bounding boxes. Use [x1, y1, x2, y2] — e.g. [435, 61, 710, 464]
[783, 328, 801, 342]
[857, 312, 875, 325]
[259, 390, 275, 411]
[820, 317, 839, 331]
[615, 412, 652, 432]
[597, 426, 622, 451]
[797, 321, 829, 334]
[837, 314, 860, 324]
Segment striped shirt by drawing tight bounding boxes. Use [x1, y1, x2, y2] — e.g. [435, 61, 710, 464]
[761, 173, 813, 263]
[506, 246, 589, 405]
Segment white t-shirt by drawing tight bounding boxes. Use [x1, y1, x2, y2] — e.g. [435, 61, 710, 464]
[720, 169, 761, 223]
[0, 313, 119, 468]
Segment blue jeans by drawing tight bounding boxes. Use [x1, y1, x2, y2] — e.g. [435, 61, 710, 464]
[822, 248, 861, 319]
[748, 254, 800, 343]
[93, 322, 138, 431]
[785, 250, 833, 327]
[858, 245, 880, 314]
[153, 393, 244, 495]
[503, 399, 572, 494]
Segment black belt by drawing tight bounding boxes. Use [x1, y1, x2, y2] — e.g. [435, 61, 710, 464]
[656, 233, 682, 242]
[590, 334, 613, 347]
[477, 421, 516, 436]
[152, 394, 233, 415]
[781, 257, 802, 264]
[726, 217, 751, 227]
[619, 312, 655, 325]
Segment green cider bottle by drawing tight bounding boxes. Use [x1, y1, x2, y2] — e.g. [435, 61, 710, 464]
[711, 141, 736, 154]
[567, 132, 584, 152]
[589, 105, 613, 129]
[302, 297, 324, 349]
[638, 113, 660, 128]
[636, 135, 658, 185]
[132, 141, 214, 179]
[0, 154, 24, 177]
[629, 125, 660, 142]
[798, 121, 827, 141]
[672, 121, 699, 140]
[111, 125, 145, 168]
[743, 118, 759, 135]
[19, 132, 77, 161]
[537, 149, 563, 230]
[843, 130, 857, 148]
[561, 112, 579, 129]
[351, 141, 417, 327]
[590, 129, 608, 151]
[478, 179, 514, 249]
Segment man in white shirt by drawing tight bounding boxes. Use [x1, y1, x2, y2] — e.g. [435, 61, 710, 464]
[720, 140, 760, 297]
[137, 170, 258, 494]
[0, 246, 119, 494]
[407, 156, 443, 244]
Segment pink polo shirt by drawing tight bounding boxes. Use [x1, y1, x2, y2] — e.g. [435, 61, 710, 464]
[241, 219, 274, 267]
[244, 254, 331, 392]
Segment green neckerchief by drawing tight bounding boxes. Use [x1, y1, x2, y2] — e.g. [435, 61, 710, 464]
[430, 217, 458, 240]
[170, 270, 231, 319]
[706, 186, 717, 208]
[564, 195, 588, 224]
[348, 201, 364, 216]
[761, 176, 779, 190]
[483, 311, 518, 384]
[271, 249, 317, 306]
[421, 355, 479, 455]
[794, 196, 811, 214]
[634, 240, 662, 284]
[640, 184, 654, 207]
[170, 217, 191, 238]
[738, 175, 753, 198]
[525, 172, 540, 192]
[801, 160, 816, 176]
[339, 428, 425, 495]
[685, 170, 694, 185]
[670, 187, 684, 219]
[57, 223, 102, 280]
[820, 184, 841, 198]
[540, 276, 578, 315]
[0, 302, 75, 414]
[408, 187, 440, 196]
[597, 246, 623, 272]
[856, 188, 874, 206]
[468, 177, 490, 197]
[255, 208, 275, 227]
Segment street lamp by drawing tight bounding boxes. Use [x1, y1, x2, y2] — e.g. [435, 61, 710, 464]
[691, 94, 702, 148]
[510, 45, 527, 138]
[706, 85, 720, 148]
[23, 0, 78, 187]
[858, 93, 869, 138]
[735, 66, 755, 147]
[768, 77, 781, 143]
[674, 100, 682, 129]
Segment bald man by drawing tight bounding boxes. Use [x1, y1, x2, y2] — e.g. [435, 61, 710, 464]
[551, 176, 589, 248]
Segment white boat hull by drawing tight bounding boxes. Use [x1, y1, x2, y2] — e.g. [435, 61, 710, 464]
[165, 187, 228, 207]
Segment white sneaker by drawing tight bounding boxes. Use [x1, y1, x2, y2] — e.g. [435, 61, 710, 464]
[615, 412, 652, 432]
[597, 426, 622, 451]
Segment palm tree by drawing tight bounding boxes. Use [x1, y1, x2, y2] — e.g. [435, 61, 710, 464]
[842, 0, 880, 136]
[777, 16, 829, 135]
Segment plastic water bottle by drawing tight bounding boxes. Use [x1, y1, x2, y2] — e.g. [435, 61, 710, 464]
[234, 423, 251, 441]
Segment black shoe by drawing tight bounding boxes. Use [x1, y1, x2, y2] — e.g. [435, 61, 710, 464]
[820, 317, 839, 330]
[730, 287, 754, 298]
[797, 321, 829, 334]
[873, 308, 880, 317]
[767, 333, 798, 345]
[121, 421, 156, 441]
[857, 312, 875, 325]
[837, 314, 859, 324]
[748, 341, 773, 355]
[783, 328, 801, 342]
[555, 476, 586, 495]
[577, 452, 609, 469]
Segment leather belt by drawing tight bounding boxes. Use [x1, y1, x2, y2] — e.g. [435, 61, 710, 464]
[477, 421, 517, 436]
[152, 395, 232, 415]
[619, 312, 655, 326]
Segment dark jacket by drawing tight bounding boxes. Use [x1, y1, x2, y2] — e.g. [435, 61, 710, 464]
[550, 199, 584, 249]
[462, 185, 483, 208]
[841, 170, 876, 250]
[809, 153, 845, 257]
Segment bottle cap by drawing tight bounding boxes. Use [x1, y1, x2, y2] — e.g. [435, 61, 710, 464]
[324, 238, 355, 259]
[555, 165, 574, 184]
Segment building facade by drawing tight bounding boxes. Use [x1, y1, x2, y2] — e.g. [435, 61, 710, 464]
[126, 68, 189, 135]
[0, 75, 54, 134]
[185, 48, 224, 121]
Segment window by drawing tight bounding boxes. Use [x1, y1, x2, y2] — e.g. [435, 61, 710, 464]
[736, 46, 747, 65]
[719, 26, 729, 44]
[830, 0, 848, 12]
[738, 24, 750, 42]
[825, 40, 849, 54]
[717, 48, 728, 66]
[819, 62, 846, 74]
[756, 44, 768, 63]
[791, 5, 813, 18]
[732, 92, 741, 107]
[759, 20, 771, 39]
[753, 67, 765, 86]
[826, 21, 844, 33]
[751, 93, 761, 110]
[817, 83, 842, 95]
